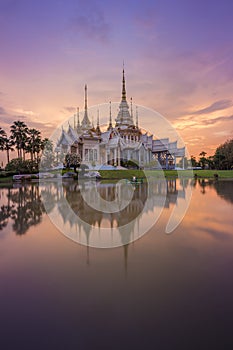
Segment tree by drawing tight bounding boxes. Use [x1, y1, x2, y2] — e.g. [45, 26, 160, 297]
[206, 156, 214, 170]
[0, 128, 14, 164]
[0, 127, 7, 152]
[40, 139, 55, 170]
[199, 151, 207, 169]
[213, 139, 233, 170]
[65, 153, 81, 172]
[190, 155, 198, 167]
[5, 158, 38, 173]
[3, 137, 14, 164]
[26, 128, 41, 161]
[10, 121, 28, 159]
[176, 157, 189, 169]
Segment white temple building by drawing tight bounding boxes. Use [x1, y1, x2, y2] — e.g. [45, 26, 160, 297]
[56, 70, 185, 169]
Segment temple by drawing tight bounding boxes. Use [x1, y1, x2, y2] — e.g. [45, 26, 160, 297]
[56, 69, 185, 169]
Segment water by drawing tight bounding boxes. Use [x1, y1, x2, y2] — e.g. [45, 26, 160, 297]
[0, 179, 233, 349]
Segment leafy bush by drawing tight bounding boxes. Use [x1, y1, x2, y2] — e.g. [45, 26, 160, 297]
[5, 158, 38, 173]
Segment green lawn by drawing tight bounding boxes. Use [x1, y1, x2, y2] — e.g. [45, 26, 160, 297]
[0, 169, 232, 184]
[99, 169, 233, 179]
[192, 170, 233, 178]
[0, 176, 13, 185]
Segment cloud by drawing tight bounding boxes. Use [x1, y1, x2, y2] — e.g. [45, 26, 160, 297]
[201, 115, 233, 125]
[62, 106, 76, 114]
[0, 111, 58, 138]
[70, 9, 110, 43]
[13, 108, 37, 116]
[191, 99, 233, 115]
[198, 226, 232, 242]
[174, 114, 233, 130]
[0, 106, 7, 115]
[214, 130, 233, 137]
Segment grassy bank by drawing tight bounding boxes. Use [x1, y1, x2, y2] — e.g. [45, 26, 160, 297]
[99, 169, 233, 179]
[192, 170, 233, 178]
[0, 169, 232, 184]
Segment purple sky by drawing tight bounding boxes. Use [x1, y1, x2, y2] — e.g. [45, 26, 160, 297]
[0, 0, 233, 158]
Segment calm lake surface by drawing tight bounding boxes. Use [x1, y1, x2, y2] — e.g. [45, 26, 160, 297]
[0, 179, 233, 349]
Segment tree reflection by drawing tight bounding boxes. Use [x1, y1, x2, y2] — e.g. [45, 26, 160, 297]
[195, 178, 233, 204]
[0, 185, 46, 235]
[213, 181, 233, 204]
[0, 204, 13, 230]
[0, 188, 14, 231]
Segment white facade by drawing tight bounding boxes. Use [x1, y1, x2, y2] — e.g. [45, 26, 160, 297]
[57, 70, 185, 169]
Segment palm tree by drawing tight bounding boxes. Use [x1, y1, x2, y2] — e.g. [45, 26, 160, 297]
[0, 128, 15, 165]
[0, 127, 6, 149]
[40, 139, 54, 169]
[10, 121, 28, 159]
[4, 137, 14, 164]
[26, 128, 41, 161]
[199, 151, 207, 169]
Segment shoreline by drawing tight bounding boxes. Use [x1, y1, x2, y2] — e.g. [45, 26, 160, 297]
[0, 169, 233, 185]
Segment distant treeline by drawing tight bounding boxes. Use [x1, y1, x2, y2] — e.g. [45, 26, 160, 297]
[0, 121, 51, 170]
[190, 139, 233, 170]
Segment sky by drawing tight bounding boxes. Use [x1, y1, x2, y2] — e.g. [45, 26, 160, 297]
[0, 0, 233, 160]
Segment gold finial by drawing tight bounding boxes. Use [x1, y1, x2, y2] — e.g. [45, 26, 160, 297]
[96, 108, 101, 135]
[122, 65, 126, 101]
[108, 101, 113, 130]
[77, 107, 80, 126]
[97, 108, 100, 126]
[84, 84, 87, 110]
[130, 97, 133, 118]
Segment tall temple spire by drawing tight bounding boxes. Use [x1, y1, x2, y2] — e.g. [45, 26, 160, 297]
[77, 107, 80, 127]
[97, 109, 100, 126]
[122, 66, 126, 101]
[136, 106, 139, 128]
[81, 84, 91, 130]
[115, 64, 134, 127]
[130, 97, 133, 120]
[96, 108, 101, 135]
[85, 84, 87, 111]
[108, 101, 113, 130]
[76, 107, 82, 133]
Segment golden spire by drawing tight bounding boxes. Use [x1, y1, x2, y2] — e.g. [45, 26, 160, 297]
[108, 101, 113, 130]
[97, 109, 100, 126]
[84, 84, 87, 111]
[122, 65, 126, 101]
[77, 107, 80, 127]
[96, 108, 101, 135]
[130, 97, 133, 119]
[82, 85, 91, 129]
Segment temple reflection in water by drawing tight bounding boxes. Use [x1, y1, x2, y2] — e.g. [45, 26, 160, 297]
[1, 178, 231, 241]
[40, 178, 190, 248]
[1, 178, 232, 268]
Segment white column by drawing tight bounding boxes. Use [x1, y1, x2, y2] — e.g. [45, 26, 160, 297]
[105, 149, 108, 165]
[118, 146, 121, 166]
[114, 148, 117, 165]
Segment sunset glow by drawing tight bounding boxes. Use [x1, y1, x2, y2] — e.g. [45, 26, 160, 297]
[1, 0, 233, 163]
